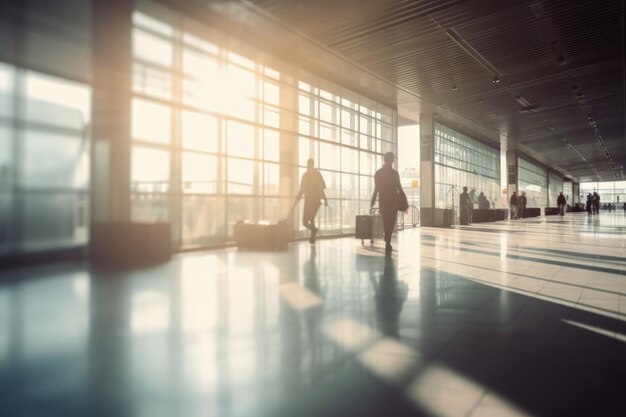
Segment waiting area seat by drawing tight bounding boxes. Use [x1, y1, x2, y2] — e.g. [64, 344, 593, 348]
[471, 208, 507, 223]
[90, 222, 171, 268]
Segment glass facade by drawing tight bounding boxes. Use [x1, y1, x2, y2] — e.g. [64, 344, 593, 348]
[548, 171, 563, 207]
[131, 8, 396, 247]
[518, 157, 547, 208]
[131, 12, 291, 245]
[434, 123, 500, 209]
[296, 83, 394, 236]
[581, 181, 626, 204]
[563, 181, 573, 204]
[0, 62, 91, 255]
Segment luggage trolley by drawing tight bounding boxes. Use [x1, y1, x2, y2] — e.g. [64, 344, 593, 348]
[355, 208, 383, 246]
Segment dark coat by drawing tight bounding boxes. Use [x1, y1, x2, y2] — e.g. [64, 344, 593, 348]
[371, 165, 402, 213]
[297, 169, 326, 202]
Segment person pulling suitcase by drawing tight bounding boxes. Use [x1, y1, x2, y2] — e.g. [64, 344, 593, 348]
[370, 152, 407, 254]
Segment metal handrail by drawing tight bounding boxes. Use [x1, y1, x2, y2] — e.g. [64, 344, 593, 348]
[398, 204, 420, 229]
[446, 185, 460, 225]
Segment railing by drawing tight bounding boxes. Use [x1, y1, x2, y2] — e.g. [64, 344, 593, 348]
[445, 185, 460, 225]
[398, 204, 420, 230]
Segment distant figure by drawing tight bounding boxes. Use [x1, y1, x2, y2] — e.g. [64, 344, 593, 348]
[510, 191, 518, 220]
[517, 191, 527, 219]
[478, 191, 489, 209]
[295, 158, 327, 243]
[557, 192, 566, 216]
[459, 186, 472, 224]
[469, 189, 477, 209]
[371, 152, 406, 253]
[586, 193, 592, 214]
[592, 192, 600, 214]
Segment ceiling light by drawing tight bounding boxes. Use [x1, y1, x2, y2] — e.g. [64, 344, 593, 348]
[492, 75, 500, 83]
[452, 84, 457, 91]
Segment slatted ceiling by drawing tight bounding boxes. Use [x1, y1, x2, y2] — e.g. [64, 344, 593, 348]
[322, 1, 465, 48]
[463, 30, 555, 75]
[263, 0, 446, 47]
[549, 1, 623, 56]
[342, 27, 446, 66]
[247, 0, 624, 180]
[515, 81, 574, 111]
[371, 44, 486, 91]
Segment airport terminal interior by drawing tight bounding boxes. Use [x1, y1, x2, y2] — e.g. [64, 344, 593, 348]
[0, 0, 625, 416]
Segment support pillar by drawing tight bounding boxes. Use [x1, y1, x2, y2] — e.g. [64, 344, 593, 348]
[419, 112, 435, 226]
[506, 149, 519, 197]
[573, 182, 580, 204]
[91, 0, 133, 224]
[279, 77, 297, 225]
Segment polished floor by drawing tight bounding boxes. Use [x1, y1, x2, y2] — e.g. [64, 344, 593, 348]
[1, 212, 625, 417]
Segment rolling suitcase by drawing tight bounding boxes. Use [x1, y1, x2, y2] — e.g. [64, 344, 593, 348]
[355, 209, 382, 245]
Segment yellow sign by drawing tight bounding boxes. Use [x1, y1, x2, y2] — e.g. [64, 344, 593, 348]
[411, 179, 419, 188]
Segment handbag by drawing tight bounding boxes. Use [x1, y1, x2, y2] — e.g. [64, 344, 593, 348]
[397, 189, 409, 212]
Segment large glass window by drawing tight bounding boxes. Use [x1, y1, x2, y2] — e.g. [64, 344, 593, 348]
[548, 172, 563, 207]
[581, 181, 626, 205]
[434, 123, 500, 212]
[0, 64, 91, 255]
[518, 157, 547, 208]
[130, 8, 396, 247]
[548, 171, 563, 207]
[296, 85, 394, 236]
[563, 181, 573, 204]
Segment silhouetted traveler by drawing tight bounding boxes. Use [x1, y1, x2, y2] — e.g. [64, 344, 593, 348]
[593, 192, 600, 214]
[370, 152, 406, 253]
[586, 193, 592, 214]
[295, 158, 327, 243]
[517, 191, 527, 219]
[459, 186, 472, 224]
[510, 191, 518, 220]
[478, 191, 489, 209]
[557, 192, 566, 216]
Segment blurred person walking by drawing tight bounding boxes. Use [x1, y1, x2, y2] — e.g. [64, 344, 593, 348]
[295, 159, 327, 243]
[557, 192, 566, 216]
[517, 191, 527, 219]
[370, 152, 407, 254]
[510, 191, 518, 220]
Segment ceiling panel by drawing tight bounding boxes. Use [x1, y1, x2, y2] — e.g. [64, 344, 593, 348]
[249, 0, 624, 181]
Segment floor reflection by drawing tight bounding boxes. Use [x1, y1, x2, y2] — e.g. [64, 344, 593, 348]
[369, 257, 408, 337]
[0, 213, 625, 417]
